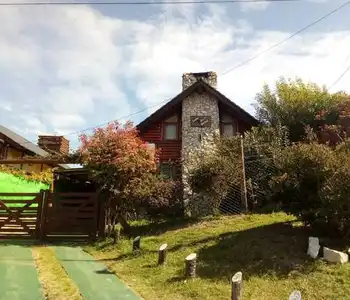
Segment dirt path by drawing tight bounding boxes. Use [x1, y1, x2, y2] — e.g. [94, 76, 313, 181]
[0, 242, 43, 300]
[52, 245, 141, 300]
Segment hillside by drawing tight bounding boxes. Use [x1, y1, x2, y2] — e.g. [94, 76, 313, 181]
[86, 213, 350, 300]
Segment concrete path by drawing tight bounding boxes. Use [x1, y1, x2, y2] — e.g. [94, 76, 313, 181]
[0, 242, 43, 300]
[52, 246, 140, 300]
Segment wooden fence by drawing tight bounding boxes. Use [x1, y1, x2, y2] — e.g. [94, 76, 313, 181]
[0, 192, 43, 239]
[0, 191, 100, 241]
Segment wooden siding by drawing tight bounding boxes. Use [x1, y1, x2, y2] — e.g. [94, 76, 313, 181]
[156, 140, 181, 161]
[140, 111, 182, 161]
[1, 147, 51, 173]
[142, 122, 162, 141]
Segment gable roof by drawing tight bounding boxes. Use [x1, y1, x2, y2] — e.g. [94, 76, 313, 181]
[0, 125, 70, 169]
[137, 79, 259, 133]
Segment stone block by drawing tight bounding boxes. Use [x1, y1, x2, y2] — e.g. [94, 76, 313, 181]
[323, 247, 349, 264]
[307, 236, 320, 259]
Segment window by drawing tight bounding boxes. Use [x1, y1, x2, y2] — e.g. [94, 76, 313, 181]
[221, 114, 237, 137]
[163, 114, 178, 140]
[159, 163, 177, 179]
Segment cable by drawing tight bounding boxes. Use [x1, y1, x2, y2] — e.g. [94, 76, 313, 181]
[11, 97, 172, 147]
[0, 0, 302, 6]
[8, 1, 350, 145]
[329, 65, 350, 90]
[220, 0, 350, 76]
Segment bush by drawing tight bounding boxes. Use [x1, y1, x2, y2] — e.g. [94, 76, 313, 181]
[125, 174, 183, 220]
[187, 136, 242, 215]
[271, 143, 335, 219]
[0, 165, 54, 185]
[271, 141, 350, 238]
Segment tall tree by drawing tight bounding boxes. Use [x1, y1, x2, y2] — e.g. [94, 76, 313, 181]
[255, 77, 343, 141]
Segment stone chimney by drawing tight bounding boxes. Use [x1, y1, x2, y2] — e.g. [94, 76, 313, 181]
[38, 135, 70, 156]
[182, 71, 217, 90]
[181, 71, 220, 217]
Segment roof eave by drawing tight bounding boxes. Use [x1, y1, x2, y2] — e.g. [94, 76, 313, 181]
[136, 80, 259, 133]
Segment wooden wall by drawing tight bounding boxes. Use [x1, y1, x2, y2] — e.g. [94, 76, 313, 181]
[140, 121, 182, 162]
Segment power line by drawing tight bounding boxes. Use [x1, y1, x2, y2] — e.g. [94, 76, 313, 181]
[15, 97, 172, 147]
[220, 0, 350, 76]
[0, 0, 302, 6]
[329, 65, 350, 90]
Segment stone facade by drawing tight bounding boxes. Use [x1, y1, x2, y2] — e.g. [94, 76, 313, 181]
[181, 72, 220, 217]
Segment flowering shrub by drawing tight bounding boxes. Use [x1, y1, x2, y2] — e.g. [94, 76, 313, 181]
[79, 121, 177, 231]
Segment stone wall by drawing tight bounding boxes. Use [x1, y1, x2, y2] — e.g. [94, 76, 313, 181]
[181, 72, 220, 217]
[182, 72, 217, 90]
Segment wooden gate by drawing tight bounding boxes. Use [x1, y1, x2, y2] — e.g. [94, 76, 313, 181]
[0, 192, 43, 239]
[43, 192, 99, 240]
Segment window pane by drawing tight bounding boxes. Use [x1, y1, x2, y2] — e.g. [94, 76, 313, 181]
[223, 124, 234, 137]
[165, 114, 178, 122]
[222, 114, 233, 123]
[164, 124, 177, 140]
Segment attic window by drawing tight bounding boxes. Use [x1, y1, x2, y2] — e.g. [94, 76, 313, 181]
[163, 115, 178, 140]
[221, 114, 237, 137]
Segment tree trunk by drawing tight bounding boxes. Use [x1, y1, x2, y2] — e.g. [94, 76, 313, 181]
[106, 206, 112, 237]
[117, 214, 131, 234]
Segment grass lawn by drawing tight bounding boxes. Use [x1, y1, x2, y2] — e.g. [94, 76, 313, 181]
[0, 172, 48, 206]
[86, 213, 350, 300]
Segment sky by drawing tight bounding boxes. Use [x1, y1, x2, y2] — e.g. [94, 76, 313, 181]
[1, 0, 350, 150]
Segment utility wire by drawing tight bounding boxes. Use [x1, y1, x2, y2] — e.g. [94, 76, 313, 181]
[7, 0, 350, 145]
[220, 0, 350, 76]
[0, 0, 302, 6]
[14, 97, 172, 147]
[329, 65, 350, 90]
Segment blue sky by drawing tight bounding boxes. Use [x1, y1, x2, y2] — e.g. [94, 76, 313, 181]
[0, 0, 350, 150]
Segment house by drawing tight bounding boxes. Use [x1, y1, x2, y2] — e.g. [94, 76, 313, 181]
[137, 71, 258, 180]
[0, 125, 70, 172]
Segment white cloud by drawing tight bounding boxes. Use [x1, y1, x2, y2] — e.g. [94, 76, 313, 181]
[240, 0, 270, 12]
[0, 5, 130, 145]
[1, 2, 350, 149]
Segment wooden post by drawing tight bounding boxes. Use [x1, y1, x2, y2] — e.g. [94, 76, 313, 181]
[35, 190, 44, 240]
[39, 190, 49, 241]
[158, 243, 168, 265]
[132, 236, 141, 254]
[185, 253, 197, 278]
[289, 291, 302, 300]
[240, 135, 248, 213]
[231, 271, 243, 300]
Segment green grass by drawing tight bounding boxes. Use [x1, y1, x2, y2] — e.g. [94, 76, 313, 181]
[0, 172, 48, 193]
[0, 172, 48, 206]
[86, 213, 350, 300]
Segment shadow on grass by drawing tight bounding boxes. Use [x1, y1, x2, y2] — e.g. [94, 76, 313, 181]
[94, 219, 343, 282]
[196, 221, 317, 280]
[98, 235, 222, 263]
[128, 217, 207, 237]
[0, 239, 38, 247]
[93, 216, 208, 251]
